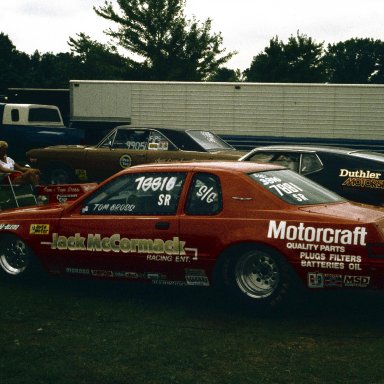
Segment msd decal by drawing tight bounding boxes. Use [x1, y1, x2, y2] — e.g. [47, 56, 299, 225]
[267, 220, 367, 246]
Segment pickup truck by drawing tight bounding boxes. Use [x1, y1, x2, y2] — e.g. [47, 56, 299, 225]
[0, 103, 84, 163]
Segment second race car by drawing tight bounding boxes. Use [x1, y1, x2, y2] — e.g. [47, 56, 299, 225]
[26, 126, 244, 184]
[240, 145, 384, 205]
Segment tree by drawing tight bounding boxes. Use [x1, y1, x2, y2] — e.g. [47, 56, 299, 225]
[324, 38, 384, 83]
[208, 67, 242, 82]
[69, 33, 140, 80]
[244, 32, 327, 83]
[0, 33, 31, 91]
[86, 0, 236, 80]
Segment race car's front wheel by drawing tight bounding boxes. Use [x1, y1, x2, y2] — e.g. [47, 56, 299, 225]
[223, 245, 299, 311]
[0, 234, 40, 279]
[46, 165, 75, 184]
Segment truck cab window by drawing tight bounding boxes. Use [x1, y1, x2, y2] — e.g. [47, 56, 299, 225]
[11, 109, 19, 122]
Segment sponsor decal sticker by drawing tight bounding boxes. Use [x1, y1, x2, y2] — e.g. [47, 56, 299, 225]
[185, 269, 210, 286]
[268, 220, 367, 246]
[268, 220, 365, 271]
[56, 194, 78, 203]
[75, 169, 88, 181]
[339, 169, 384, 189]
[0, 224, 20, 230]
[119, 154, 132, 168]
[91, 270, 114, 278]
[308, 272, 370, 288]
[30, 224, 50, 235]
[308, 272, 324, 288]
[65, 268, 90, 275]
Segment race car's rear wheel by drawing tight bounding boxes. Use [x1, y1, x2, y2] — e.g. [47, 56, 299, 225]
[234, 249, 280, 299]
[223, 245, 298, 311]
[0, 234, 39, 279]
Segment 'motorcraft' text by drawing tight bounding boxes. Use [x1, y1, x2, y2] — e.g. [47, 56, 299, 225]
[267, 220, 367, 246]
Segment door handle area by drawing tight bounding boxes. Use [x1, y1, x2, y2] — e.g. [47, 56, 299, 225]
[155, 221, 170, 230]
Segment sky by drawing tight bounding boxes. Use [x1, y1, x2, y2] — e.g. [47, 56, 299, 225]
[2, 0, 384, 71]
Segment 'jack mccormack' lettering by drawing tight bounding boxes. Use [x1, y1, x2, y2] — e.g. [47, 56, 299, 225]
[50, 233, 186, 255]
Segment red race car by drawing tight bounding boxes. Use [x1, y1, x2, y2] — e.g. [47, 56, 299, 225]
[1, 161, 384, 310]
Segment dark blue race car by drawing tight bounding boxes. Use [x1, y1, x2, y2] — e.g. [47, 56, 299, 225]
[240, 145, 384, 206]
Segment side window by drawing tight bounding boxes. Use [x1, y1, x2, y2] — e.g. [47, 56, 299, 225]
[246, 152, 275, 163]
[185, 173, 222, 215]
[245, 152, 300, 172]
[113, 130, 149, 150]
[300, 153, 323, 174]
[270, 153, 300, 172]
[148, 131, 174, 151]
[29, 108, 62, 123]
[82, 172, 186, 215]
[11, 109, 20, 122]
[99, 130, 116, 148]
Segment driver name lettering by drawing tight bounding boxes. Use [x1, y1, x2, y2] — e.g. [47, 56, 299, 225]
[50, 233, 186, 255]
[267, 220, 367, 246]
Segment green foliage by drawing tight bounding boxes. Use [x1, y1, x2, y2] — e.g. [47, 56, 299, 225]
[68, 33, 141, 80]
[244, 34, 384, 84]
[244, 32, 327, 83]
[324, 38, 384, 83]
[3, 19, 384, 90]
[0, 33, 31, 90]
[91, 0, 236, 80]
[208, 67, 242, 82]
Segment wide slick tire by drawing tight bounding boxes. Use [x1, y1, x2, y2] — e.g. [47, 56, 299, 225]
[223, 245, 299, 311]
[0, 234, 40, 280]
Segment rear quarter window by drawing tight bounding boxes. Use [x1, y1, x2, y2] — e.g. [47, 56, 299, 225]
[250, 169, 344, 205]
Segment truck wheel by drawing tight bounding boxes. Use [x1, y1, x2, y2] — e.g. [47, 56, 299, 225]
[0, 234, 41, 280]
[223, 246, 298, 311]
[47, 165, 75, 184]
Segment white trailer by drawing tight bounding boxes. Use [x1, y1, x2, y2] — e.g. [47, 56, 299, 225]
[69, 80, 384, 150]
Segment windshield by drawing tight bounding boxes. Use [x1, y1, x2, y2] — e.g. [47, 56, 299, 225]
[250, 169, 345, 205]
[186, 130, 234, 151]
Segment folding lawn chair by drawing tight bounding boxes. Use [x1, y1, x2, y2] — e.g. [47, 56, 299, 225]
[0, 175, 37, 210]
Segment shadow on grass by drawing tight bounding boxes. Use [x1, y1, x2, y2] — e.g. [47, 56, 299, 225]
[4, 274, 384, 325]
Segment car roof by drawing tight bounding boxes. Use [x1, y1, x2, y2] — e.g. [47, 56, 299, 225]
[249, 144, 384, 157]
[113, 125, 221, 151]
[125, 160, 284, 173]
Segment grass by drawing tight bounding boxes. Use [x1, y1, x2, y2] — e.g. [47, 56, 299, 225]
[1, 276, 384, 384]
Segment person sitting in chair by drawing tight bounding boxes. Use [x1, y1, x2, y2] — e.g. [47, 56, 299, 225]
[0, 141, 40, 186]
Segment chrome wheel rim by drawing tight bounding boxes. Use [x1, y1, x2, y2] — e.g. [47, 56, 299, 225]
[0, 239, 29, 275]
[235, 250, 279, 299]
